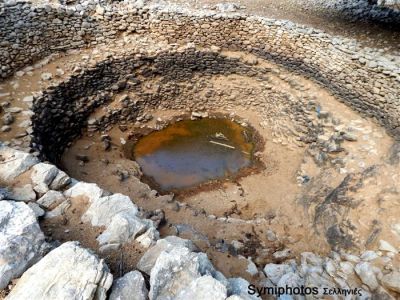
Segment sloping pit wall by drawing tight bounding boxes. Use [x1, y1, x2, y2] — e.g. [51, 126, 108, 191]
[1, 0, 399, 141]
[31, 50, 260, 162]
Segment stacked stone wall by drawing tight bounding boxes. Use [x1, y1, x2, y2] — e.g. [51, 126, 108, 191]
[1, 0, 399, 149]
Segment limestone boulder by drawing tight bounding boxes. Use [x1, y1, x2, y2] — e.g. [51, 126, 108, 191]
[109, 271, 148, 300]
[227, 277, 258, 299]
[137, 237, 197, 274]
[82, 193, 138, 227]
[0, 201, 46, 289]
[263, 263, 293, 285]
[354, 262, 379, 291]
[49, 170, 71, 190]
[7, 241, 113, 300]
[64, 182, 104, 202]
[149, 247, 202, 299]
[9, 184, 36, 202]
[0, 145, 38, 182]
[381, 271, 400, 293]
[31, 163, 59, 190]
[37, 190, 66, 210]
[82, 193, 157, 247]
[175, 275, 227, 300]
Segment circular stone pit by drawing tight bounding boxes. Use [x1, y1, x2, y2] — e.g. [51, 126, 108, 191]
[1, 0, 400, 298]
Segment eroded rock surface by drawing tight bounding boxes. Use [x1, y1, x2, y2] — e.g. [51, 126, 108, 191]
[0, 145, 38, 182]
[0, 201, 46, 289]
[109, 271, 148, 300]
[6, 241, 113, 300]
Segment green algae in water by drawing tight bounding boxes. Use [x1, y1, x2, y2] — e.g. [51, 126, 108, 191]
[133, 118, 255, 191]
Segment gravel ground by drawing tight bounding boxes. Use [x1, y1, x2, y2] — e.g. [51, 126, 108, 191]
[159, 0, 400, 53]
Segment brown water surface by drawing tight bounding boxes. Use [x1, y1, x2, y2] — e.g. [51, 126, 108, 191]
[133, 118, 255, 191]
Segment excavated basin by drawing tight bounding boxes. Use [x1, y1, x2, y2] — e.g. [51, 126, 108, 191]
[133, 118, 256, 191]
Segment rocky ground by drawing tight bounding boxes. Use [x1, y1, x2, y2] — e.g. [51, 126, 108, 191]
[155, 0, 400, 53]
[1, 0, 400, 299]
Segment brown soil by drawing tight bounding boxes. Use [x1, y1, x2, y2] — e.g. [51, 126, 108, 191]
[41, 195, 147, 276]
[0, 19, 399, 284]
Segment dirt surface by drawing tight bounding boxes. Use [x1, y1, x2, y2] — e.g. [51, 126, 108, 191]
[58, 50, 400, 279]
[1, 1, 399, 288]
[166, 0, 400, 53]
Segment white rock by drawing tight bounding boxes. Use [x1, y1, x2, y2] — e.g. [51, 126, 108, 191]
[246, 258, 258, 276]
[82, 193, 138, 227]
[109, 271, 148, 300]
[354, 262, 379, 291]
[135, 224, 160, 248]
[391, 223, 400, 237]
[227, 277, 257, 299]
[37, 190, 66, 210]
[33, 182, 49, 196]
[44, 200, 71, 219]
[263, 263, 292, 285]
[9, 184, 36, 202]
[277, 272, 304, 289]
[379, 240, 398, 253]
[381, 271, 400, 293]
[64, 182, 104, 202]
[7, 241, 113, 300]
[31, 163, 59, 188]
[40, 72, 52, 81]
[27, 202, 45, 218]
[0, 201, 46, 289]
[82, 194, 155, 247]
[361, 250, 379, 261]
[176, 275, 227, 300]
[49, 170, 71, 190]
[22, 95, 34, 102]
[272, 248, 292, 260]
[0, 145, 38, 182]
[96, 214, 147, 246]
[149, 247, 201, 300]
[137, 237, 196, 274]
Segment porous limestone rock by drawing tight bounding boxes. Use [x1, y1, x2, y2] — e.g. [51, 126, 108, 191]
[64, 181, 104, 202]
[37, 190, 66, 210]
[49, 170, 71, 190]
[354, 262, 379, 291]
[31, 163, 59, 188]
[137, 236, 197, 274]
[9, 184, 36, 202]
[27, 202, 45, 218]
[175, 275, 227, 300]
[109, 271, 148, 300]
[263, 263, 293, 285]
[0, 145, 38, 182]
[379, 240, 398, 253]
[82, 193, 138, 227]
[381, 271, 400, 293]
[227, 277, 258, 299]
[149, 247, 202, 300]
[0, 201, 46, 289]
[82, 193, 156, 247]
[135, 224, 160, 248]
[7, 241, 113, 300]
[44, 199, 71, 219]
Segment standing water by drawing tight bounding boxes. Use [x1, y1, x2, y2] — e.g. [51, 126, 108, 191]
[133, 118, 256, 191]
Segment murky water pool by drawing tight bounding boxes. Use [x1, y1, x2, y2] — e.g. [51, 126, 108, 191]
[133, 118, 255, 191]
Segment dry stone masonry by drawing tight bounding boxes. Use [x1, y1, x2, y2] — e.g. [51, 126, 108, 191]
[0, 0, 400, 299]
